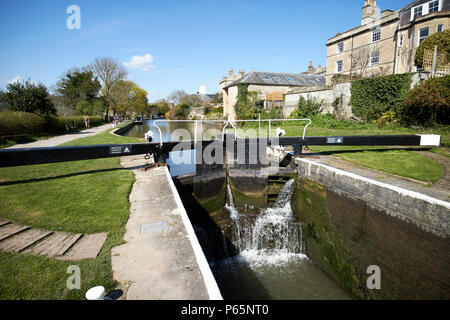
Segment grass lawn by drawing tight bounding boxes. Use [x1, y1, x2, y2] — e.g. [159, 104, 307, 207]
[0, 129, 140, 299]
[235, 123, 448, 183]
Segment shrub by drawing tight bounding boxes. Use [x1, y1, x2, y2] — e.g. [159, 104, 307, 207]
[5, 80, 56, 116]
[415, 30, 450, 69]
[350, 73, 412, 121]
[0, 111, 45, 135]
[235, 83, 260, 119]
[289, 96, 322, 118]
[0, 111, 105, 136]
[398, 75, 449, 126]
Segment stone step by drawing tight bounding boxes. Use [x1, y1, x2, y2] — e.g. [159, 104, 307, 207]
[0, 224, 30, 241]
[0, 229, 53, 253]
[22, 232, 82, 257]
[57, 232, 108, 261]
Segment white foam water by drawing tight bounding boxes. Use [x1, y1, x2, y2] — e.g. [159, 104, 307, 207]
[224, 178, 305, 266]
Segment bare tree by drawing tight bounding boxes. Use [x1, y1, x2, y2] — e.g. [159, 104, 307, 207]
[90, 57, 128, 121]
[350, 43, 386, 79]
[350, 47, 372, 79]
[167, 90, 188, 106]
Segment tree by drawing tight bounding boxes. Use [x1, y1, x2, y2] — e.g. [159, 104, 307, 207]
[109, 80, 148, 116]
[90, 57, 128, 121]
[211, 92, 223, 106]
[168, 90, 188, 106]
[50, 94, 73, 116]
[0, 90, 6, 110]
[55, 67, 101, 109]
[167, 90, 203, 108]
[150, 99, 171, 117]
[5, 80, 56, 115]
[350, 43, 388, 79]
[415, 30, 450, 69]
[129, 85, 149, 115]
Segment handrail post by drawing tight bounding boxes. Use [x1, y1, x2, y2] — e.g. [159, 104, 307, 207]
[269, 119, 271, 138]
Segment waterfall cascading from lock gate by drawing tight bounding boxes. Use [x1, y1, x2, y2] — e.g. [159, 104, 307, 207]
[220, 178, 307, 268]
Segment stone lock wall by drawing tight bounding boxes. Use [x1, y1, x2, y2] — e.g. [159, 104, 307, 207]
[292, 159, 450, 299]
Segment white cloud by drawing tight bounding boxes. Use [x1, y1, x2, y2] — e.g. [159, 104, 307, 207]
[8, 76, 20, 84]
[0, 76, 20, 89]
[124, 54, 155, 71]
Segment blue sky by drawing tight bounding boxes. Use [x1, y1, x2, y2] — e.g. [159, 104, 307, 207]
[0, 0, 412, 102]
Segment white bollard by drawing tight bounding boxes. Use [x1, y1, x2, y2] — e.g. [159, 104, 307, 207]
[85, 286, 105, 300]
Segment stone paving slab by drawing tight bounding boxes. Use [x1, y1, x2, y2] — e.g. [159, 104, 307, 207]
[22, 232, 82, 257]
[57, 232, 108, 261]
[0, 224, 30, 241]
[0, 229, 53, 253]
[0, 219, 10, 227]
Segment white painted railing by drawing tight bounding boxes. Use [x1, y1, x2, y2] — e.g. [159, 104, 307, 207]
[152, 118, 312, 145]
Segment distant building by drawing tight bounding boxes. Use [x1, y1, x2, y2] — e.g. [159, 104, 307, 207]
[302, 61, 326, 75]
[325, 0, 449, 85]
[220, 69, 325, 119]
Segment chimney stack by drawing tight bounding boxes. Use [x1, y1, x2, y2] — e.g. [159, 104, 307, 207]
[361, 0, 378, 25]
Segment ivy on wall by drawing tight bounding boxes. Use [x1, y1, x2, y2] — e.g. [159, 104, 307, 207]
[350, 73, 412, 121]
[234, 83, 260, 119]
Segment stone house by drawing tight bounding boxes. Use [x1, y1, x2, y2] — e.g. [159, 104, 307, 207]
[326, 0, 449, 85]
[220, 69, 325, 120]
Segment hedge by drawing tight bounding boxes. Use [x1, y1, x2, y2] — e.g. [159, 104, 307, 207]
[350, 73, 412, 121]
[0, 111, 45, 135]
[0, 111, 104, 136]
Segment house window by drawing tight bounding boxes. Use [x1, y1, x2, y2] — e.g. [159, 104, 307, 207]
[399, 34, 404, 46]
[438, 24, 444, 32]
[429, 0, 439, 13]
[413, 6, 423, 19]
[419, 27, 429, 44]
[370, 51, 380, 66]
[337, 42, 344, 53]
[372, 29, 381, 42]
[337, 60, 343, 73]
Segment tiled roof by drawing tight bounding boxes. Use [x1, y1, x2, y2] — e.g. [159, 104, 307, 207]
[223, 71, 325, 89]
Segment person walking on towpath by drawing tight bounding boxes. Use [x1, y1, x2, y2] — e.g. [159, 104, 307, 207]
[84, 114, 90, 129]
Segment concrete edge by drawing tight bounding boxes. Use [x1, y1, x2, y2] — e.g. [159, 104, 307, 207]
[164, 167, 223, 300]
[110, 122, 136, 137]
[297, 158, 450, 210]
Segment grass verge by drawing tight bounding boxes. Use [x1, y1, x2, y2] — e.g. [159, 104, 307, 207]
[0, 128, 140, 299]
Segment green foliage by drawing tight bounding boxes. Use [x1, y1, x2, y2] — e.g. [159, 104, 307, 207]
[169, 102, 191, 120]
[211, 92, 223, 105]
[149, 101, 171, 116]
[374, 110, 399, 129]
[0, 111, 104, 136]
[415, 30, 450, 68]
[5, 80, 56, 115]
[56, 67, 101, 107]
[261, 106, 283, 120]
[0, 111, 45, 135]
[289, 96, 322, 118]
[235, 83, 260, 119]
[350, 73, 412, 121]
[398, 75, 450, 126]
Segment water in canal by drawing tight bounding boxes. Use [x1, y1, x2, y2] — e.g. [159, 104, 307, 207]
[124, 120, 350, 300]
